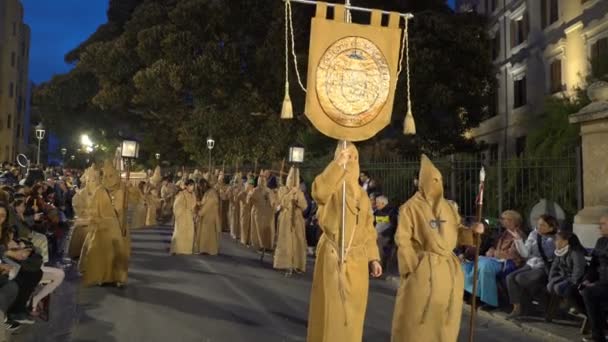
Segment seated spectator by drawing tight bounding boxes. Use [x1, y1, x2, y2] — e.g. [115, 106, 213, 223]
[373, 195, 397, 270]
[580, 215, 608, 342]
[463, 210, 526, 308]
[546, 230, 586, 314]
[0, 204, 19, 335]
[506, 214, 558, 318]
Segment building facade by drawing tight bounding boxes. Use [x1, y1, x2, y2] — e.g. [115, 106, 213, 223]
[0, 0, 30, 163]
[456, 0, 608, 157]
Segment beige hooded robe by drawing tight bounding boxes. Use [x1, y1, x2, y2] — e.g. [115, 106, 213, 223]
[237, 178, 254, 245]
[307, 142, 380, 342]
[274, 166, 308, 272]
[391, 155, 473, 342]
[194, 186, 221, 255]
[170, 189, 197, 254]
[79, 162, 129, 286]
[248, 171, 276, 250]
[228, 173, 242, 240]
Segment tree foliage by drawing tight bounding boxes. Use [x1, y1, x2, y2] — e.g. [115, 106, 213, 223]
[34, 0, 495, 167]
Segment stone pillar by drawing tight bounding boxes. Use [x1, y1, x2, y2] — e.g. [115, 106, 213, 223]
[569, 82, 608, 248]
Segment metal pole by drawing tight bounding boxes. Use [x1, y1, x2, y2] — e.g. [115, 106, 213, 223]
[286, 0, 414, 19]
[122, 159, 130, 237]
[575, 145, 583, 210]
[36, 138, 41, 166]
[208, 149, 212, 173]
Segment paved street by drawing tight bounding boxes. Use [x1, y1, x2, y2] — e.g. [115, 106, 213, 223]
[13, 225, 550, 342]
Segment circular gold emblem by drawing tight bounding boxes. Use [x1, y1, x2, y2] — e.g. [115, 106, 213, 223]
[316, 36, 391, 128]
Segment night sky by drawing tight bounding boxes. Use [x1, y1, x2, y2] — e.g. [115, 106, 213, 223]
[22, 0, 456, 85]
[22, 0, 108, 84]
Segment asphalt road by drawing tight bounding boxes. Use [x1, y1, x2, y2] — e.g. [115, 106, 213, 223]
[14, 225, 549, 342]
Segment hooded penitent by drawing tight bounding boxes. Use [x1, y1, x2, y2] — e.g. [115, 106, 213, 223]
[228, 172, 242, 240]
[391, 155, 472, 342]
[194, 175, 221, 255]
[248, 170, 276, 250]
[273, 165, 308, 272]
[79, 161, 129, 286]
[307, 141, 380, 342]
[149, 166, 162, 188]
[237, 174, 255, 245]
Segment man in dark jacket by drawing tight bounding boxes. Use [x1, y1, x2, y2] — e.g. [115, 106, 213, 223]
[581, 215, 608, 342]
[373, 195, 398, 270]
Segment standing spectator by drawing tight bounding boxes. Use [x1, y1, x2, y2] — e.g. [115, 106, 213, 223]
[359, 171, 378, 195]
[580, 215, 608, 342]
[373, 195, 397, 270]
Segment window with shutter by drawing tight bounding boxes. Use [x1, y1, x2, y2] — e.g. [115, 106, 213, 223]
[549, 0, 559, 24]
[514, 76, 527, 109]
[550, 59, 562, 94]
[591, 38, 608, 79]
[541, 0, 548, 28]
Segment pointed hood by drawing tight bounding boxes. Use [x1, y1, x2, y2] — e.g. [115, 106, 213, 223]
[257, 170, 268, 188]
[286, 166, 300, 189]
[333, 141, 359, 185]
[418, 154, 444, 204]
[150, 166, 162, 186]
[102, 159, 121, 190]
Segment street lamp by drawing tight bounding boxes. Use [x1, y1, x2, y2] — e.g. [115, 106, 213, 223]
[35, 123, 45, 166]
[288, 146, 305, 164]
[121, 139, 139, 236]
[206, 136, 215, 172]
[60, 148, 67, 165]
[155, 153, 160, 164]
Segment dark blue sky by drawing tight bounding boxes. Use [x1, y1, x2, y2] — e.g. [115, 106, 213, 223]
[23, 0, 108, 84]
[22, 0, 456, 84]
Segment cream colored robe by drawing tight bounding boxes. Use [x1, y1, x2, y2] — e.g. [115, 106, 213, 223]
[307, 161, 380, 342]
[145, 192, 161, 226]
[216, 183, 230, 232]
[248, 185, 276, 250]
[391, 155, 472, 342]
[273, 187, 308, 272]
[160, 182, 178, 219]
[170, 190, 197, 254]
[237, 189, 252, 245]
[131, 188, 148, 229]
[79, 185, 129, 286]
[194, 188, 221, 255]
[228, 186, 241, 240]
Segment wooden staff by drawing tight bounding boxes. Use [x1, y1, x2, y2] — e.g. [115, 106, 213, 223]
[468, 167, 486, 342]
[279, 158, 286, 186]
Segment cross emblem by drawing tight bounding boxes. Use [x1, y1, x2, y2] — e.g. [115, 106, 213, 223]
[429, 218, 446, 230]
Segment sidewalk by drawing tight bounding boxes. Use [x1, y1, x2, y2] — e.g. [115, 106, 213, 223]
[386, 275, 583, 342]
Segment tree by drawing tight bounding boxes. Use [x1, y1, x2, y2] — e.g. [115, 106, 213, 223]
[34, 0, 495, 167]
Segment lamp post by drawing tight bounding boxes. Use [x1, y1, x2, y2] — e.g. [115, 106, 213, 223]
[34, 123, 45, 166]
[60, 148, 67, 165]
[206, 136, 215, 173]
[121, 139, 139, 237]
[288, 146, 305, 164]
[155, 153, 160, 165]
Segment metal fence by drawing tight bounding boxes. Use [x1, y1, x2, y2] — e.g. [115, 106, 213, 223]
[163, 151, 581, 225]
[299, 152, 581, 223]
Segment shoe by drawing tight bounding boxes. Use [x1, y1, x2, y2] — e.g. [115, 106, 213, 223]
[4, 320, 21, 332]
[12, 313, 35, 325]
[581, 336, 608, 342]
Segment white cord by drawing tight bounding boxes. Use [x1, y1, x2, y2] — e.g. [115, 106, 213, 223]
[405, 18, 412, 116]
[397, 18, 413, 116]
[287, 1, 307, 93]
[345, 0, 352, 23]
[284, 0, 290, 93]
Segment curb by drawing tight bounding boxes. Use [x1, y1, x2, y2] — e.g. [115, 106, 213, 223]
[386, 276, 574, 342]
[461, 305, 574, 342]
